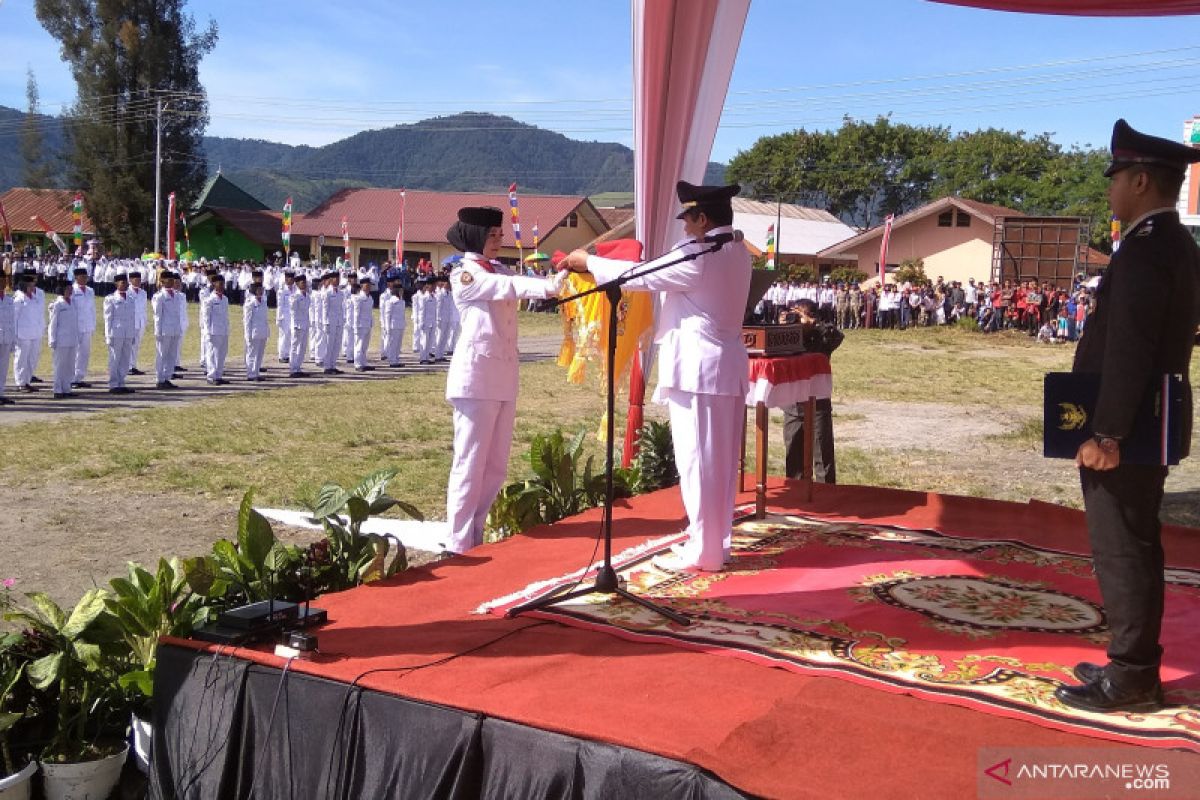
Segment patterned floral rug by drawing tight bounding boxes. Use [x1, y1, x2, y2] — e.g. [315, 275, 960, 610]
[478, 513, 1200, 751]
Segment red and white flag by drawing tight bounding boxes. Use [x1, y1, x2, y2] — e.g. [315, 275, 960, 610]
[341, 215, 350, 262]
[877, 213, 895, 284]
[32, 214, 67, 254]
[166, 192, 177, 258]
[394, 189, 406, 264]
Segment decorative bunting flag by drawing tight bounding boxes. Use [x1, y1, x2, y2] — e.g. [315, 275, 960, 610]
[508, 182, 523, 261]
[180, 211, 191, 253]
[878, 213, 895, 284]
[282, 197, 293, 254]
[0, 198, 11, 248]
[166, 192, 177, 259]
[533, 218, 540, 253]
[32, 215, 67, 254]
[394, 189, 406, 264]
[71, 193, 83, 249]
[341, 215, 350, 262]
[1111, 214, 1121, 253]
[765, 223, 776, 269]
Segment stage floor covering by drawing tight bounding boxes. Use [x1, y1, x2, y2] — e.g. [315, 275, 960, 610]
[158, 480, 1200, 799]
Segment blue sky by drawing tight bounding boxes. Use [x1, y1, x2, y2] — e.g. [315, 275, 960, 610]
[0, 0, 1197, 162]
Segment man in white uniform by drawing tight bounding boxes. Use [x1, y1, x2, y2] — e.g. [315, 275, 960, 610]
[243, 282, 269, 381]
[152, 271, 185, 389]
[560, 181, 751, 572]
[47, 281, 78, 399]
[103, 272, 136, 393]
[276, 271, 295, 364]
[12, 273, 42, 393]
[443, 206, 563, 554]
[321, 272, 345, 375]
[127, 271, 149, 375]
[434, 277, 455, 362]
[380, 275, 406, 368]
[0, 274, 15, 404]
[70, 267, 96, 388]
[349, 277, 374, 371]
[202, 276, 231, 384]
[288, 274, 311, 377]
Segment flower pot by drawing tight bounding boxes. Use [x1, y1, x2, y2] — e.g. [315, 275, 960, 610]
[0, 762, 37, 800]
[39, 744, 128, 800]
[131, 713, 152, 774]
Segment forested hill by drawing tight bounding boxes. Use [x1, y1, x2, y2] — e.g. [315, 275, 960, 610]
[0, 107, 725, 208]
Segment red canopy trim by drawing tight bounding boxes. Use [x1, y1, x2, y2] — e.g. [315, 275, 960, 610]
[929, 0, 1200, 15]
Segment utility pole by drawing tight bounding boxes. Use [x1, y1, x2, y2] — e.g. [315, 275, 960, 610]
[154, 97, 163, 254]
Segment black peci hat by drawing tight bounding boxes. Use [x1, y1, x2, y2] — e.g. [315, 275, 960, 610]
[675, 180, 740, 219]
[1105, 118, 1200, 177]
[112, 273, 128, 283]
[457, 206, 504, 228]
[73, 267, 88, 277]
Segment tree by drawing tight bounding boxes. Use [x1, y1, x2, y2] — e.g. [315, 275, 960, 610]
[35, 0, 217, 253]
[20, 69, 55, 189]
[1026, 148, 1112, 253]
[930, 129, 1060, 208]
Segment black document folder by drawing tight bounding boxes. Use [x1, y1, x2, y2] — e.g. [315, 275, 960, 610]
[1043, 372, 1184, 465]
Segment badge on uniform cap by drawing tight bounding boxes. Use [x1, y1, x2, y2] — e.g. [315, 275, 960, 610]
[458, 271, 474, 286]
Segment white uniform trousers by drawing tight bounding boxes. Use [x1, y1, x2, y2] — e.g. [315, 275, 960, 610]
[342, 322, 354, 361]
[353, 329, 371, 369]
[155, 336, 181, 384]
[30, 336, 43, 379]
[323, 325, 343, 369]
[664, 389, 742, 570]
[412, 324, 422, 355]
[199, 330, 210, 370]
[435, 322, 452, 360]
[311, 327, 326, 365]
[52, 345, 76, 394]
[74, 331, 92, 383]
[245, 337, 267, 379]
[13, 338, 38, 387]
[0, 342, 11, 396]
[206, 335, 228, 381]
[290, 326, 309, 374]
[106, 337, 134, 388]
[131, 325, 146, 369]
[382, 327, 404, 365]
[419, 325, 436, 361]
[445, 398, 517, 554]
[277, 323, 291, 362]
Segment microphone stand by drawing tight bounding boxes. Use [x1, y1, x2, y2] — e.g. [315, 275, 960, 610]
[507, 237, 730, 625]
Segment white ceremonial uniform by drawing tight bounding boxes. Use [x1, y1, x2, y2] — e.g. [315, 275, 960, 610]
[48, 296, 78, 395]
[585, 226, 751, 570]
[322, 285, 344, 370]
[129, 284, 148, 370]
[434, 286, 454, 360]
[202, 291, 230, 381]
[175, 287, 189, 372]
[243, 294, 269, 379]
[341, 287, 355, 362]
[198, 284, 212, 370]
[289, 288, 311, 374]
[419, 290, 437, 362]
[0, 292, 15, 398]
[349, 290, 373, 369]
[444, 254, 557, 553]
[380, 289, 406, 366]
[12, 289, 43, 389]
[276, 282, 293, 362]
[309, 287, 323, 365]
[411, 290, 426, 356]
[29, 287, 46, 380]
[72, 281, 96, 383]
[103, 290, 136, 389]
[152, 287, 185, 384]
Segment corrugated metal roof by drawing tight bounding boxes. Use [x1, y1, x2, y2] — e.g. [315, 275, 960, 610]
[0, 187, 96, 235]
[731, 198, 843, 223]
[292, 188, 605, 247]
[818, 196, 1026, 255]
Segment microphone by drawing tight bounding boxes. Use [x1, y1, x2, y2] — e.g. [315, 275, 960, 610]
[702, 230, 744, 247]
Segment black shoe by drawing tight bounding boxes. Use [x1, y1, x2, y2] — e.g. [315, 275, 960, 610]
[1054, 677, 1164, 714]
[0, 397, 14, 405]
[323, 368, 338, 375]
[53, 392, 68, 399]
[215, 378, 229, 385]
[29, 375, 43, 384]
[64, 392, 78, 398]
[279, 358, 290, 363]
[175, 366, 188, 372]
[1073, 662, 1105, 684]
[291, 371, 308, 378]
[20, 384, 37, 393]
[156, 381, 177, 389]
[72, 381, 92, 389]
[129, 368, 145, 376]
[355, 365, 375, 372]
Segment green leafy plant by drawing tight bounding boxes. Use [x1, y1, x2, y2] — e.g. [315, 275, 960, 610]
[0, 628, 29, 777]
[104, 559, 206, 713]
[183, 490, 304, 608]
[2, 590, 129, 763]
[894, 258, 928, 286]
[829, 266, 868, 285]
[306, 468, 423, 591]
[630, 420, 678, 493]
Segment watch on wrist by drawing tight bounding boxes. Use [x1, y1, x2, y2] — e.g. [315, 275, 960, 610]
[1092, 435, 1119, 455]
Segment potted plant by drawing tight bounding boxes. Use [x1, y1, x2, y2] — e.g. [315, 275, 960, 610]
[104, 559, 205, 773]
[3, 589, 130, 800]
[0, 629, 36, 800]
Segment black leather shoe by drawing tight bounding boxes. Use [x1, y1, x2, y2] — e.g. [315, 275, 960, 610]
[72, 381, 92, 388]
[53, 392, 68, 399]
[1055, 677, 1164, 714]
[29, 375, 43, 383]
[129, 367, 145, 375]
[1073, 662, 1105, 684]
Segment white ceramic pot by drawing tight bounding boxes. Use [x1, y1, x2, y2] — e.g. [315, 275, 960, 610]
[40, 744, 128, 800]
[0, 762, 37, 800]
[131, 713, 152, 773]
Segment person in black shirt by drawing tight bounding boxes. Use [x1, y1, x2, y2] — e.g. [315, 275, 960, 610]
[782, 298, 844, 483]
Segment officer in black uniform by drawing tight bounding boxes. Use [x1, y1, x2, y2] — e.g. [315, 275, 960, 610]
[782, 298, 843, 483]
[1055, 119, 1200, 714]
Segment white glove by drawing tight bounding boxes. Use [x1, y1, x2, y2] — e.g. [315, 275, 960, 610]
[547, 269, 568, 297]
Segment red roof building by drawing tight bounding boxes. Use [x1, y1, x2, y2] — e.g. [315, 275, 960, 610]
[0, 187, 97, 238]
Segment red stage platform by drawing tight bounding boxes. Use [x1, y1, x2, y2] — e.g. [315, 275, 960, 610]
[156, 481, 1200, 799]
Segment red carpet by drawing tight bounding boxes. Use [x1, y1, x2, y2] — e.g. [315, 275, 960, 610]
[164, 481, 1200, 800]
[480, 512, 1200, 752]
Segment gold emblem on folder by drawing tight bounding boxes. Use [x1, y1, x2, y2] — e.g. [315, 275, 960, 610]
[1057, 402, 1088, 431]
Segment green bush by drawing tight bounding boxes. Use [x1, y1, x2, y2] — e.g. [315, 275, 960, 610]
[630, 420, 678, 493]
[894, 258, 928, 285]
[829, 266, 868, 285]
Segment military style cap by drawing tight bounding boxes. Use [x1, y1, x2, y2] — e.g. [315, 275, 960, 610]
[128, 271, 141, 279]
[457, 206, 504, 227]
[73, 267, 88, 277]
[1105, 118, 1200, 177]
[112, 273, 128, 283]
[675, 180, 740, 219]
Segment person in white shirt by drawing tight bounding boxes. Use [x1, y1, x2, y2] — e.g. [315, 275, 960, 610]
[349, 277, 375, 371]
[127, 271, 149, 375]
[319, 272, 345, 374]
[0, 275, 14, 404]
[202, 275, 231, 384]
[243, 282, 270, 381]
[340, 275, 357, 364]
[276, 272, 295, 364]
[47, 282, 79, 399]
[411, 278, 427, 359]
[152, 271, 185, 388]
[379, 275, 406, 368]
[417, 279, 438, 364]
[102, 272, 136, 393]
[288, 274, 312, 377]
[11, 273, 43, 393]
[70, 267, 96, 388]
[434, 277, 455, 362]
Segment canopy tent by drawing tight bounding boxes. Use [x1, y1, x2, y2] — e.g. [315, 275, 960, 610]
[930, 0, 1200, 14]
